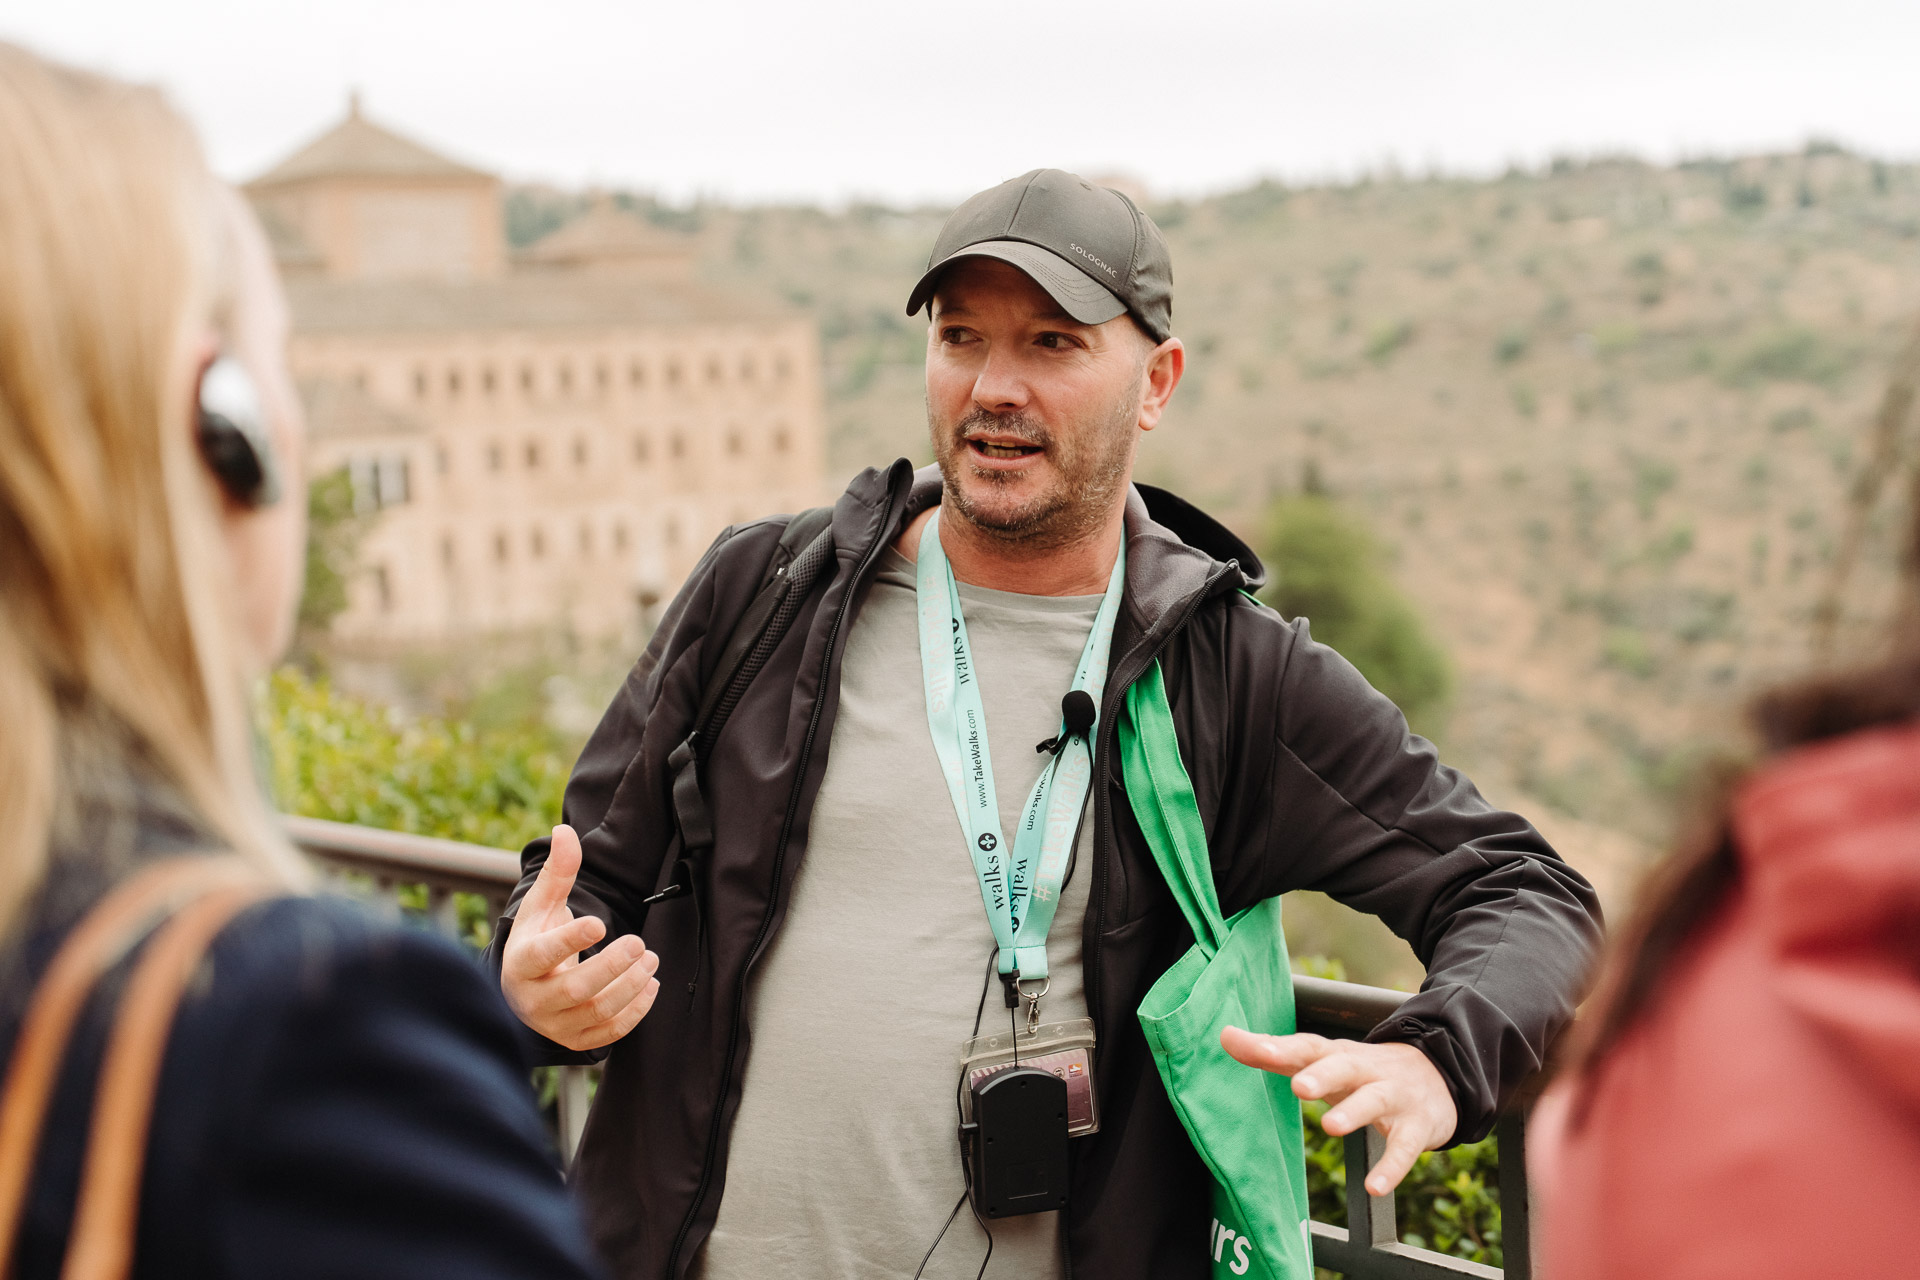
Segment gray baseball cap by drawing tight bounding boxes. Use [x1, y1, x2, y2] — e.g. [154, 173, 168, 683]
[905, 168, 1173, 343]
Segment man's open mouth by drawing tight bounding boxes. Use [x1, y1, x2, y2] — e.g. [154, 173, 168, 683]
[967, 438, 1043, 460]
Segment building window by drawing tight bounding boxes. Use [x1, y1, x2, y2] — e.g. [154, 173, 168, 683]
[353, 367, 368, 392]
[447, 366, 462, 396]
[670, 433, 685, 460]
[413, 367, 429, 398]
[530, 527, 547, 559]
[482, 365, 497, 394]
[775, 353, 792, 381]
[596, 362, 609, 391]
[488, 441, 504, 472]
[520, 364, 535, 393]
[440, 534, 456, 567]
[435, 443, 450, 476]
[706, 357, 723, 384]
[629, 359, 645, 388]
[613, 523, 628, 552]
[773, 425, 791, 454]
[525, 441, 541, 469]
[633, 434, 650, 465]
[374, 564, 392, 613]
[739, 355, 756, 383]
[349, 455, 411, 513]
[726, 430, 743, 457]
[558, 363, 574, 395]
[573, 437, 589, 467]
[379, 456, 410, 506]
[579, 522, 593, 556]
[667, 360, 682, 387]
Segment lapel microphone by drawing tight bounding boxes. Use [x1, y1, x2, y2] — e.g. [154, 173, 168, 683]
[1036, 690, 1098, 757]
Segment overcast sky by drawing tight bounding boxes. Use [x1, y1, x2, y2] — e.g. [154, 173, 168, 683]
[6, 1, 1917, 204]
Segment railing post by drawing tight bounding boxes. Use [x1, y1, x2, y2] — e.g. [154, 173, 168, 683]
[1346, 1127, 1398, 1248]
[426, 885, 460, 938]
[1497, 1111, 1537, 1280]
[556, 1065, 592, 1171]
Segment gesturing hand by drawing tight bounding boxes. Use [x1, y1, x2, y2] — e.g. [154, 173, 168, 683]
[1221, 1027, 1457, 1197]
[501, 824, 660, 1051]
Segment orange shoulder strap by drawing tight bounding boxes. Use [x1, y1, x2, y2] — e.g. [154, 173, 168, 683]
[0, 856, 275, 1280]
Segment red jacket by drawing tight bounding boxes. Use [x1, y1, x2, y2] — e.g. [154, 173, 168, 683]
[1532, 721, 1920, 1278]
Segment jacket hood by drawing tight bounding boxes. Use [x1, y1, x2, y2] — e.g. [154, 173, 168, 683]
[1734, 720, 1920, 1112]
[1135, 483, 1266, 592]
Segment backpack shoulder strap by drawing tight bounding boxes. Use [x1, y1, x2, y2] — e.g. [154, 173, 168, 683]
[655, 508, 836, 903]
[0, 856, 275, 1280]
[689, 505, 835, 751]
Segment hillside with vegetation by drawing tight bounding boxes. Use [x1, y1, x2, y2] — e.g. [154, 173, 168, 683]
[518, 148, 1920, 918]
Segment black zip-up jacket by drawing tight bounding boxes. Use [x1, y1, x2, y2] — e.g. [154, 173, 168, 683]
[487, 461, 1603, 1279]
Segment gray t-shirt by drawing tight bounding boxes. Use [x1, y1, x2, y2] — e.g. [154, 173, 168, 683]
[693, 547, 1101, 1280]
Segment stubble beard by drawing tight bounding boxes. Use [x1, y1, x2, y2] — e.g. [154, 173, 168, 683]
[930, 393, 1138, 555]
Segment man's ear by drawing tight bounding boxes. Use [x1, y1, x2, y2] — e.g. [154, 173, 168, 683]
[1137, 337, 1185, 432]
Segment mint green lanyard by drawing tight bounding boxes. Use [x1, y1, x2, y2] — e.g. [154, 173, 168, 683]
[914, 511, 1127, 985]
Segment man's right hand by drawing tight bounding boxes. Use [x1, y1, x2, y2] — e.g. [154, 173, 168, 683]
[501, 824, 661, 1051]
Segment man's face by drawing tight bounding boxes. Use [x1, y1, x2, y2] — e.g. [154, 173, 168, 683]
[926, 258, 1155, 549]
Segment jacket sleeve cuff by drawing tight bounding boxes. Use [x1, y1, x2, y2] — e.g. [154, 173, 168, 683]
[1364, 1009, 1485, 1146]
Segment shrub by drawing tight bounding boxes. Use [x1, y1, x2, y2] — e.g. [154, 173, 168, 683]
[1602, 627, 1657, 678]
[1261, 495, 1451, 737]
[1631, 455, 1678, 520]
[262, 668, 571, 944]
[1722, 329, 1856, 388]
[1301, 1098, 1505, 1268]
[264, 668, 569, 852]
[1494, 329, 1530, 364]
[1365, 319, 1417, 365]
[298, 467, 371, 635]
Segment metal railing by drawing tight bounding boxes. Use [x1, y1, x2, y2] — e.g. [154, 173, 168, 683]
[287, 816, 1535, 1279]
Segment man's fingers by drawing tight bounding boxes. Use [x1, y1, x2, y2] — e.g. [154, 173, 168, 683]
[1290, 1050, 1374, 1103]
[1222, 1027, 1335, 1076]
[1320, 1081, 1395, 1136]
[559, 937, 656, 1012]
[505, 913, 606, 981]
[564, 976, 662, 1050]
[1364, 1124, 1427, 1198]
[520, 824, 584, 923]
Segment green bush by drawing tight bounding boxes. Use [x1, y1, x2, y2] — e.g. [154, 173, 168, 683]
[1303, 1098, 1505, 1270]
[1261, 495, 1451, 737]
[264, 667, 569, 851]
[1364, 319, 1417, 364]
[298, 468, 370, 635]
[1721, 328, 1856, 388]
[262, 668, 570, 945]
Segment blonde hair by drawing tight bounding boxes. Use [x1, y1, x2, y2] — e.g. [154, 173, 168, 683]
[0, 43, 304, 928]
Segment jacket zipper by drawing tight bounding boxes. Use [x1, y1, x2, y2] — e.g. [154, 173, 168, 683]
[664, 523, 890, 1278]
[1083, 562, 1236, 1070]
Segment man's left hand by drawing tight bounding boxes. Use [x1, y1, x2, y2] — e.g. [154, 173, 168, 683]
[1221, 1027, 1457, 1196]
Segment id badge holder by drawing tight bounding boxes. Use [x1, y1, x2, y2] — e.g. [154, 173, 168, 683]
[959, 1016, 1099, 1137]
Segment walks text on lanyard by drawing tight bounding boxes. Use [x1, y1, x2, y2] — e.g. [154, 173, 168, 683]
[915, 511, 1127, 1019]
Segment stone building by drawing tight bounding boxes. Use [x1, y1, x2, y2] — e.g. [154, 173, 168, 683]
[248, 98, 826, 644]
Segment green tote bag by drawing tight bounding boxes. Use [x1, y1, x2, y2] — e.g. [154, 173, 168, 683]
[1121, 660, 1314, 1280]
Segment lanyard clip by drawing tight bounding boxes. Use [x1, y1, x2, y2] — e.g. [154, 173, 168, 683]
[1002, 969, 1022, 1009]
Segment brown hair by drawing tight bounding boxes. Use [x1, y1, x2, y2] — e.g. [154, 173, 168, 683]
[1566, 476, 1920, 1091]
[0, 44, 304, 930]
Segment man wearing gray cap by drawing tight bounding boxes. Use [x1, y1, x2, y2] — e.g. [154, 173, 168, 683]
[489, 169, 1601, 1279]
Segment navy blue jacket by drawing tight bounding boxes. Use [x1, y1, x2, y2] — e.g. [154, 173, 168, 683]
[0, 778, 603, 1280]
